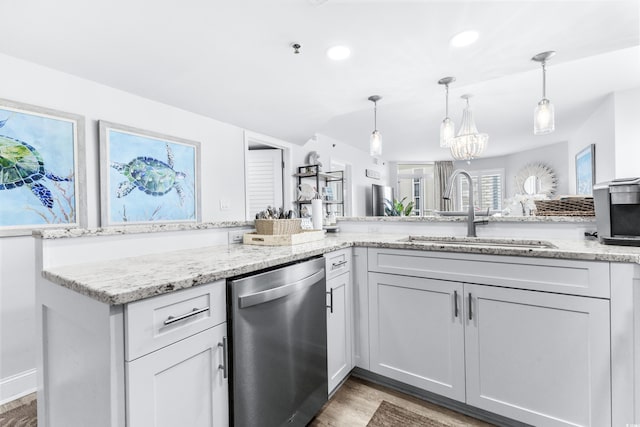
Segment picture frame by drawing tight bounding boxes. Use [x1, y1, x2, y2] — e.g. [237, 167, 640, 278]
[99, 121, 201, 226]
[575, 144, 596, 195]
[0, 98, 87, 237]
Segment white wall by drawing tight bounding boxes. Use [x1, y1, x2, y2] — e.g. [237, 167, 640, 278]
[567, 93, 616, 191]
[292, 134, 390, 216]
[0, 53, 376, 403]
[614, 87, 640, 178]
[455, 141, 569, 198]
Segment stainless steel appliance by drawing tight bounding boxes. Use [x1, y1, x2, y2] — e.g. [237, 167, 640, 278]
[227, 257, 327, 427]
[369, 184, 393, 216]
[594, 177, 640, 245]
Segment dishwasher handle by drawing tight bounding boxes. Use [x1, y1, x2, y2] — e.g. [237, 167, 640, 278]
[238, 269, 325, 309]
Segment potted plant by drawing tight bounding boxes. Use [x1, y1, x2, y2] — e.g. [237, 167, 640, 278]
[384, 197, 414, 216]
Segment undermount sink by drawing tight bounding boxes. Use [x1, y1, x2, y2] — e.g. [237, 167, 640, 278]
[398, 236, 557, 249]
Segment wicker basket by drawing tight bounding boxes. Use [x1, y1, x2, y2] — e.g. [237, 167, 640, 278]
[534, 197, 595, 216]
[254, 219, 302, 235]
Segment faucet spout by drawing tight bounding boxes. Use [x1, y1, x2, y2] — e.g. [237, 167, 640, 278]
[443, 169, 485, 237]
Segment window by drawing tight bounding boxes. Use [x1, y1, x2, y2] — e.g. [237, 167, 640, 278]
[456, 168, 504, 212]
[396, 164, 435, 216]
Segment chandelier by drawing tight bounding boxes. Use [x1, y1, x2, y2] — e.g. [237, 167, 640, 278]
[449, 94, 488, 162]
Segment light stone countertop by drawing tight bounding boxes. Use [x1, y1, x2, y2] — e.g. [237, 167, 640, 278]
[340, 215, 596, 223]
[33, 216, 594, 240]
[42, 232, 640, 305]
[33, 221, 254, 239]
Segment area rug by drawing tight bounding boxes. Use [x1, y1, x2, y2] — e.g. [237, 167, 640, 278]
[367, 400, 451, 427]
[0, 399, 37, 427]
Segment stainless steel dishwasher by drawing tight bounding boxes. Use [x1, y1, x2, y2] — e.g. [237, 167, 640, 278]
[227, 257, 328, 427]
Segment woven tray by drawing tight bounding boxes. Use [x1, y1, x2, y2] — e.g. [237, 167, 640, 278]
[534, 198, 595, 216]
[243, 230, 325, 246]
[254, 219, 302, 235]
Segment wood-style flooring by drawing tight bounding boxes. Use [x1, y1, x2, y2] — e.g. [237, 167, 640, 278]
[310, 376, 495, 427]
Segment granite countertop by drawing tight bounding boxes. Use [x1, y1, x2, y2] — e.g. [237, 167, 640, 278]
[33, 220, 254, 239]
[340, 215, 596, 223]
[33, 215, 594, 240]
[42, 232, 640, 305]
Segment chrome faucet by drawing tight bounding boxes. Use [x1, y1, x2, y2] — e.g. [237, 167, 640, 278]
[443, 169, 488, 237]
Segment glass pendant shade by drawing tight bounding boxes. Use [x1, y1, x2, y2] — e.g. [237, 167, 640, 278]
[440, 117, 455, 148]
[532, 51, 556, 136]
[450, 96, 488, 162]
[438, 77, 456, 148]
[368, 95, 382, 157]
[534, 98, 555, 135]
[370, 130, 382, 156]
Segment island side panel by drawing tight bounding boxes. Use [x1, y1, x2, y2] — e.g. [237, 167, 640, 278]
[610, 262, 640, 425]
[37, 276, 125, 427]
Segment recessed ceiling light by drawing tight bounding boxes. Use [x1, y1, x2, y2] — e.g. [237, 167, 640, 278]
[327, 45, 351, 61]
[450, 30, 479, 47]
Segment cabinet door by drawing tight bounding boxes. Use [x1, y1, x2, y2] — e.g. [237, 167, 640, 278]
[126, 323, 229, 427]
[368, 272, 465, 401]
[464, 284, 611, 427]
[327, 270, 353, 393]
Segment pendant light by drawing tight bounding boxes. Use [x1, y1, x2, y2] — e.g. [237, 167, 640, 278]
[450, 94, 488, 163]
[437, 76, 456, 147]
[368, 95, 382, 157]
[531, 50, 556, 135]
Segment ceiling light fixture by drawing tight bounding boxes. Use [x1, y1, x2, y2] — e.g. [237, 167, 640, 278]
[327, 45, 351, 61]
[437, 76, 456, 148]
[368, 95, 382, 157]
[290, 43, 301, 54]
[450, 94, 488, 163]
[450, 30, 479, 47]
[531, 50, 556, 135]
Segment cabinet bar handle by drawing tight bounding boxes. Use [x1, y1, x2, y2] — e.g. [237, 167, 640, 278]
[163, 306, 209, 326]
[327, 288, 334, 313]
[454, 290, 458, 317]
[468, 293, 473, 320]
[332, 260, 347, 269]
[218, 336, 228, 379]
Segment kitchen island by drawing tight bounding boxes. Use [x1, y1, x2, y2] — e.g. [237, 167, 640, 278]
[35, 224, 640, 426]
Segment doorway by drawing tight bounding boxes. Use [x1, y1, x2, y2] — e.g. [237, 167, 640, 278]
[243, 131, 292, 220]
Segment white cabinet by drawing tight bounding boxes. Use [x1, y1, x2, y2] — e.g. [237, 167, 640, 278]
[368, 272, 465, 401]
[325, 249, 353, 394]
[127, 323, 229, 427]
[37, 279, 228, 427]
[367, 248, 612, 427]
[464, 284, 610, 427]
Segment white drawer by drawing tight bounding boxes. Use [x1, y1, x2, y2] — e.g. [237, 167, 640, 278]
[325, 248, 352, 280]
[368, 248, 610, 298]
[125, 280, 226, 361]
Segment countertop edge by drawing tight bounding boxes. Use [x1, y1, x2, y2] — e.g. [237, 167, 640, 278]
[41, 236, 640, 305]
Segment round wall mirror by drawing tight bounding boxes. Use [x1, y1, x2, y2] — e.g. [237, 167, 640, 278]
[515, 163, 558, 197]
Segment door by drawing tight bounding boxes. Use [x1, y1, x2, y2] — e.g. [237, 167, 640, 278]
[126, 323, 229, 427]
[464, 284, 611, 427]
[368, 272, 465, 401]
[245, 148, 283, 219]
[327, 270, 352, 393]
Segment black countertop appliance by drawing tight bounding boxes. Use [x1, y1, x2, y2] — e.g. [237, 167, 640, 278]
[594, 177, 640, 246]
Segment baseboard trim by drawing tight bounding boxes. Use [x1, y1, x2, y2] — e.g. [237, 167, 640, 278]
[351, 368, 531, 427]
[0, 369, 37, 406]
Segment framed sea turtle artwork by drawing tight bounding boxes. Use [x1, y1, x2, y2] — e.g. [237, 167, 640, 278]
[99, 121, 201, 226]
[0, 98, 87, 237]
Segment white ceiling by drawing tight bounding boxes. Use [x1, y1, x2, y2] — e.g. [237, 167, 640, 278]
[2, 0, 639, 161]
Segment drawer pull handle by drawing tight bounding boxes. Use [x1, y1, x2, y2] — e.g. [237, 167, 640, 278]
[468, 293, 473, 321]
[454, 290, 458, 318]
[332, 260, 347, 269]
[164, 306, 210, 326]
[326, 288, 334, 313]
[218, 336, 228, 379]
